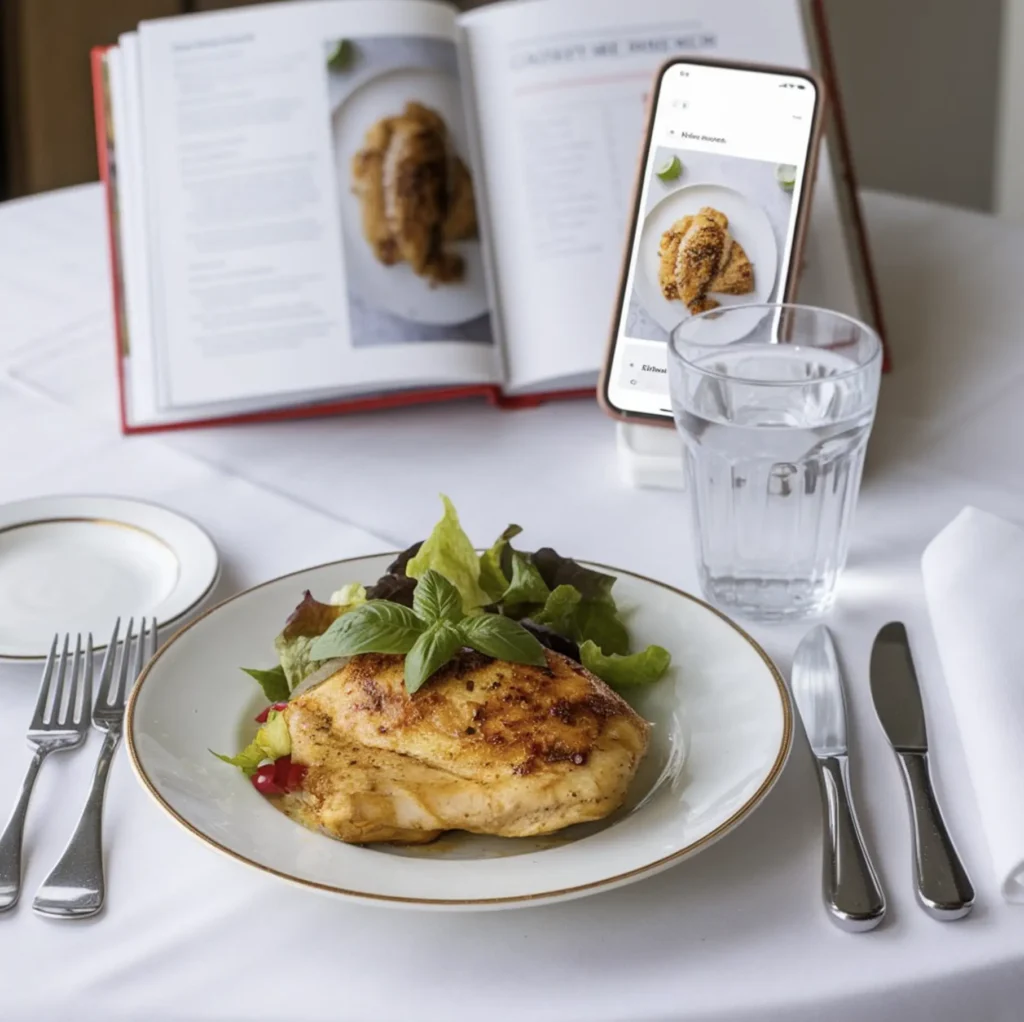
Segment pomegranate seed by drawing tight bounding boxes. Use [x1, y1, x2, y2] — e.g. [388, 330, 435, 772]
[286, 760, 307, 792]
[251, 764, 284, 795]
[254, 701, 289, 723]
[273, 755, 293, 789]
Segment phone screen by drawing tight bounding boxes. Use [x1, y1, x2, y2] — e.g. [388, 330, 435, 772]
[604, 61, 820, 420]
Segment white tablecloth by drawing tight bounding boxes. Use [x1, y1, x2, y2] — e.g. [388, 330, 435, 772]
[3, 184, 1024, 1021]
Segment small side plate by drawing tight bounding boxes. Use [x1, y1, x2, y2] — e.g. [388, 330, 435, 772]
[0, 496, 219, 659]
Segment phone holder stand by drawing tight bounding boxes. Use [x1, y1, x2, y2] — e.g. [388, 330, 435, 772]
[615, 422, 686, 490]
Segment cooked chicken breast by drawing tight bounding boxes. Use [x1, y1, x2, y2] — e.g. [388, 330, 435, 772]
[657, 205, 755, 314]
[279, 649, 650, 844]
[351, 102, 477, 285]
[710, 237, 754, 295]
[676, 206, 728, 314]
[351, 119, 399, 265]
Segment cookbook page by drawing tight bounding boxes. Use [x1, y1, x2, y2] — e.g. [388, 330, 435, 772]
[137, 0, 498, 411]
[460, 0, 861, 393]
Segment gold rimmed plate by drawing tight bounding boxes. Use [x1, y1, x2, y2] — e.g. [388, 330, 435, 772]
[127, 553, 791, 910]
[0, 496, 219, 660]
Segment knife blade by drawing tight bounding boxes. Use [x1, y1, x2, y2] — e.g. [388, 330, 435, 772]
[792, 625, 885, 931]
[870, 622, 974, 920]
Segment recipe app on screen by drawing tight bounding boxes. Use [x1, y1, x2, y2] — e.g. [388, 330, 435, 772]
[607, 61, 819, 417]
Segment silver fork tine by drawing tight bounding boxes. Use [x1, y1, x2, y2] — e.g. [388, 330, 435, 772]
[35, 616, 153, 919]
[77, 634, 94, 727]
[96, 618, 122, 708]
[1, 632, 92, 912]
[127, 620, 148, 706]
[27, 636, 59, 732]
[111, 617, 134, 707]
[58, 635, 83, 726]
[48, 634, 70, 726]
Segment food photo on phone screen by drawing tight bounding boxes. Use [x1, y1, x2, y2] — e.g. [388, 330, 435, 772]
[607, 63, 818, 416]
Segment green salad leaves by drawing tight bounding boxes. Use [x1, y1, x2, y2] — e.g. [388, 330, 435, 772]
[212, 709, 291, 776]
[310, 570, 546, 693]
[273, 585, 367, 689]
[229, 495, 672, 706]
[405, 496, 491, 614]
[579, 641, 672, 688]
[214, 496, 673, 779]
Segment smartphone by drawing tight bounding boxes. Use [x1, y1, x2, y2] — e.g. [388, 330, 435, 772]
[600, 58, 825, 425]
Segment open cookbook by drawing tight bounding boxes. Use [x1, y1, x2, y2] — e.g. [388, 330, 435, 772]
[92, 0, 883, 433]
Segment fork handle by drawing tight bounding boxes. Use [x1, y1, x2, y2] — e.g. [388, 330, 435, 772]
[33, 731, 119, 919]
[0, 748, 46, 912]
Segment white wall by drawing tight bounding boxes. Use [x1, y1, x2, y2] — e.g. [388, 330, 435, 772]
[825, 0, 1002, 212]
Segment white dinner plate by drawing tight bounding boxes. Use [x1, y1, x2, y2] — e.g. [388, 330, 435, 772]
[0, 496, 219, 660]
[128, 553, 792, 910]
[333, 67, 489, 326]
[635, 183, 779, 333]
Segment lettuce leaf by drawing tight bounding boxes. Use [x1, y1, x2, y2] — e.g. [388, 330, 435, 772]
[212, 709, 292, 776]
[529, 584, 630, 656]
[275, 636, 321, 691]
[532, 585, 582, 636]
[406, 495, 490, 613]
[579, 640, 671, 689]
[329, 582, 367, 607]
[501, 551, 550, 608]
[241, 665, 289, 703]
[275, 589, 364, 690]
[281, 591, 346, 640]
[478, 524, 522, 603]
[256, 709, 291, 758]
[574, 601, 630, 657]
[531, 548, 617, 605]
[211, 743, 265, 776]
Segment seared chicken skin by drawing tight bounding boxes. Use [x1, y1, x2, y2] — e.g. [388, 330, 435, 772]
[351, 102, 477, 285]
[279, 649, 649, 844]
[658, 206, 754, 314]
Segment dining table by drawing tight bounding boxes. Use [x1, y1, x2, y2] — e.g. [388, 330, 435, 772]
[2, 181, 1024, 1021]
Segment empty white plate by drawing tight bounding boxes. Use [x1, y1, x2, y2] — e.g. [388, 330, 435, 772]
[0, 496, 219, 659]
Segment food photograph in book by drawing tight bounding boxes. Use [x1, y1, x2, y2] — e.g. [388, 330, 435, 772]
[625, 144, 795, 342]
[325, 34, 493, 347]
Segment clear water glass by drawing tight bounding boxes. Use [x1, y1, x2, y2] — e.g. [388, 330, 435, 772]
[669, 303, 882, 620]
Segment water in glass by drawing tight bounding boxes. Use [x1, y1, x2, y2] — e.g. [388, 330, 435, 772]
[672, 339, 878, 619]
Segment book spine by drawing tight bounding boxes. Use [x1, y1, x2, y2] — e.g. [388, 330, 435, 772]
[90, 45, 135, 432]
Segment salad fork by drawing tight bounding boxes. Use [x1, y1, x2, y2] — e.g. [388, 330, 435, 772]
[33, 618, 157, 919]
[0, 634, 93, 912]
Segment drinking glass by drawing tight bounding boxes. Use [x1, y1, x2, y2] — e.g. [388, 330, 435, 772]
[669, 303, 882, 620]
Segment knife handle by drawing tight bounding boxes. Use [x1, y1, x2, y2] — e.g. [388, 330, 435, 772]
[816, 755, 886, 931]
[895, 751, 974, 920]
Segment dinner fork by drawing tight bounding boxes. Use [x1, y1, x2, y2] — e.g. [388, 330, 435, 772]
[33, 618, 157, 919]
[0, 634, 93, 912]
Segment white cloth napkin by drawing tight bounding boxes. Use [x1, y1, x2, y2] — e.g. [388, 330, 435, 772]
[922, 506, 1024, 902]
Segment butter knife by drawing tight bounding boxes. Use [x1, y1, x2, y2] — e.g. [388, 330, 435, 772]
[870, 622, 974, 920]
[792, 625, 885, 931]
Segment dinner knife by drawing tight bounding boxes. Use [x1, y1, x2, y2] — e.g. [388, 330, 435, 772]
[792, 625, 885, 932]
[870, 622, 974, 920]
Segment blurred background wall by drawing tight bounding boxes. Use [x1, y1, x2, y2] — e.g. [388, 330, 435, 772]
[0, 0, 1010, 214]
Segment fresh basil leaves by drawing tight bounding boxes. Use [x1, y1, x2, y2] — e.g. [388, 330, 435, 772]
[404, 621, 465, 695]
[309, 570, 546, 694]
[459, 613, 549, 665]
[311, 601, 424, 657]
